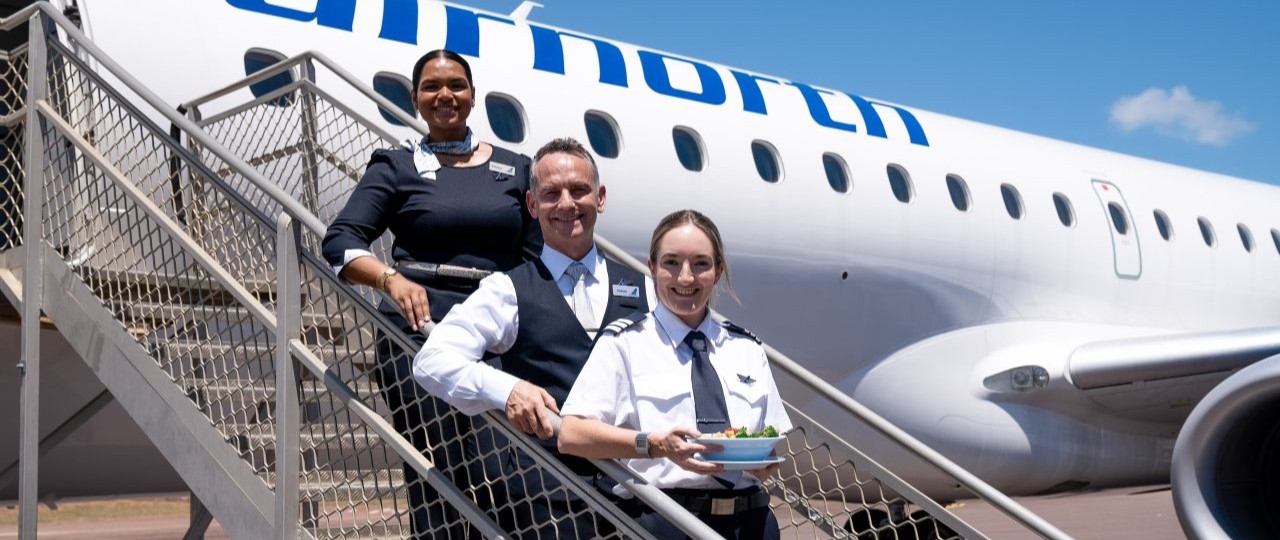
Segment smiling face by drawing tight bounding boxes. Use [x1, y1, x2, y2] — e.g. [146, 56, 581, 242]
[649, 223, 723, 329]
[526, 152, 606, 260]
[414, 57, 473, 141]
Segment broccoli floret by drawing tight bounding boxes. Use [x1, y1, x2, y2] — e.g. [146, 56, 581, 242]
[763, 425, 779, 438]
[735, 426, 750, 438]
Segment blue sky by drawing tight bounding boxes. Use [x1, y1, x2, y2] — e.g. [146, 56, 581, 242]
[470, 1, 1279, 186]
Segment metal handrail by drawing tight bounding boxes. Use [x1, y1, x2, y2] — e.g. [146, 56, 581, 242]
[0, 3, 39, 31]
[181, 49, 728, 538]
[17, 0, 1070, 534]
[7, 2, 327, 238]
[181, 50, 424, 140]
[34, 96, 511, 537]
[10, 6, 718, 536]
[176, 41, 1073, 540]
[592, 238, 1075, 540]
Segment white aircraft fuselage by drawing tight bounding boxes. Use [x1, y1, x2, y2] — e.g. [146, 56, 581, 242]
[72, 0, 1280, 499]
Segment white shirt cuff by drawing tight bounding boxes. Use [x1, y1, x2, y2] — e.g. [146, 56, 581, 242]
[479, 370, 522, 413]
[333, 249, 375, 276]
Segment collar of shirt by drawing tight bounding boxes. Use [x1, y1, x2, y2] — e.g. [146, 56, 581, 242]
[652, 303, 726, 353]
[541, 244, 605, 288]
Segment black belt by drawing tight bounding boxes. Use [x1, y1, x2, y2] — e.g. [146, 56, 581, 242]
[660, 488, 770, 516]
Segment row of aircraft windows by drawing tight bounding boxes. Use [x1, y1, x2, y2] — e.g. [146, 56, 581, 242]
[493, 90, 1280, 259]
[243, 52, 1280, 260]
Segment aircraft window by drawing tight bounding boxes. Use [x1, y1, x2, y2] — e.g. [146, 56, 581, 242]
[946, 174, 970, 211]
[1000, 183, 1024, 220]
[1272, 229, 1280, 255]
[1198, 217, 1216, 247]
[584, 111, 621, 159]
[822, 153, 850, 193]
[752, 141, 783, 183]
[1238, 223, 1255, 252]
[1052, 192, 1074, 227]
[485, 93, 526, 143]
[886, 164, 913, 203]
[1154, 210, 1174, 241]
[243, 49, 294, 106]
[1106, 202, 1129, 235]
[372, 72, 414, 127]
[672, 127, 705, 172]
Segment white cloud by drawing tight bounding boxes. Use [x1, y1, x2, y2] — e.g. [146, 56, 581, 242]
[1109, 86, 1255, 146]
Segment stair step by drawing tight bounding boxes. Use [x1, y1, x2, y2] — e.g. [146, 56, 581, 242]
[156, 341, 379, 369]
[77, 266, 277, 305]
[270, 469, 407, 501]
[112, 301, 339, 330]
[188, 379, 381, 402]
[224, 422, 385, 452]
[305, 522, 411, 540]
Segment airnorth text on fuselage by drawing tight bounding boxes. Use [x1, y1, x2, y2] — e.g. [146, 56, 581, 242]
[226, 0, 930, 147]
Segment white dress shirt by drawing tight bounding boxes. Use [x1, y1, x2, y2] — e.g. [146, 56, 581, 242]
[412, 245, 656, 415]
[561, 304, 793, 495]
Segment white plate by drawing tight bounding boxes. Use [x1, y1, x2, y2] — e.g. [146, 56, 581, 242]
[701, 456, 785, 470]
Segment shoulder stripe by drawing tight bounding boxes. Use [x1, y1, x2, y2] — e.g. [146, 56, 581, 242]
[720, 319, 761, 344]
[602, 310, 648, 337]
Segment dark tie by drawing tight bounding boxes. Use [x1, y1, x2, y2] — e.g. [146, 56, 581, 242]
[686, 331, 730, 434]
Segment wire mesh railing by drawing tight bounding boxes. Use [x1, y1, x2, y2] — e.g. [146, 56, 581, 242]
[3, 2, 1075, 538]
[181, 49, 1073, 539]
[1, 46, 27, 251]
[12, 6, 660, 539]
[185, 54, 657, 540]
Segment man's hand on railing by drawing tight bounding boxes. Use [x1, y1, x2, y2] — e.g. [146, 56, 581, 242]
[506, 381, 560, 440]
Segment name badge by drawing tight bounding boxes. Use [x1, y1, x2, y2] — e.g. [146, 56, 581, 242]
[490, 161, 516, 176]
[611, 284, 640, 298]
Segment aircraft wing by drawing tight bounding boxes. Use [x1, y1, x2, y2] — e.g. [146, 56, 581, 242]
[1066, 326, 1280, 424]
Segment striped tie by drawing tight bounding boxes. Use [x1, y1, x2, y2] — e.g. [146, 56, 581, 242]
[566, 262, 597, 336]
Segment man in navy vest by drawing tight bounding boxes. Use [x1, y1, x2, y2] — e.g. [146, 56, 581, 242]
[414, 137, 653, 538]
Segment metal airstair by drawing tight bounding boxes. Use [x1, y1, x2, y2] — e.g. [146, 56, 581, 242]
[0, 3, 1073, 539]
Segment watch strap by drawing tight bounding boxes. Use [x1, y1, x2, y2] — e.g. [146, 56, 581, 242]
[376, 267, 399, 292]
[634, 432, 650, 458]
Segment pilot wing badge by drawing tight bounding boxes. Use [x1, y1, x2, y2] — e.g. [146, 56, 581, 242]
[737, 373, 756, 385]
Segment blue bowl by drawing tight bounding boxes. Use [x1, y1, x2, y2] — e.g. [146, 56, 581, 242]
[690, 436, 785, 462]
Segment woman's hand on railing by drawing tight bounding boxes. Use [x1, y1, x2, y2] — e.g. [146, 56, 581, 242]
[385, 274, 431, 331]
[650, 427, 725, 475]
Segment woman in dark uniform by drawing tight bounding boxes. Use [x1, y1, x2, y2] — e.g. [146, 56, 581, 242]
[322, 49, 539, 538]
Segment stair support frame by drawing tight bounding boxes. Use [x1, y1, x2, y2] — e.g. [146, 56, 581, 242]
[17, 11, 47, 540]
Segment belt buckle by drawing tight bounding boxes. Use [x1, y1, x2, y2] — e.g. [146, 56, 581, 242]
[710, 497, 736, 516]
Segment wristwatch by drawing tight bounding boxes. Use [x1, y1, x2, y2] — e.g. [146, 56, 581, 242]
[634, 432, 651, 458]
[376, 267, 399, 292]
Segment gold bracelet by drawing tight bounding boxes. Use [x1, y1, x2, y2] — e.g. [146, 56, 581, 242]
[376, 267, 399, 292]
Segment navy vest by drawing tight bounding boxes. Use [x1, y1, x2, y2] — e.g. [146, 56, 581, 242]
[505, 257, 649, 409]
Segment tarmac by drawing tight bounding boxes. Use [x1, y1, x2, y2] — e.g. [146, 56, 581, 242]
[0, 484, 1183, 539]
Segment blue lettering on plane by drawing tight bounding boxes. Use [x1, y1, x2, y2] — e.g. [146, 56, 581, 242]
[224, 0, 929, 147]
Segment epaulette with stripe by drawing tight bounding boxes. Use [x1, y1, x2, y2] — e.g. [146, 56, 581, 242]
[720, 319, 761, 344]
[601, 310, 648, 337]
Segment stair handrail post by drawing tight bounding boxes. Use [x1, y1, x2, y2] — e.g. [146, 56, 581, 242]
[17, 10, 48, 540]
[297, 58, 322, 216]
[274, 213, 302, 539]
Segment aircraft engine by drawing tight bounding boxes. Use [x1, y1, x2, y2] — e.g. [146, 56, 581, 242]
[1172, 353, 1280, 539]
